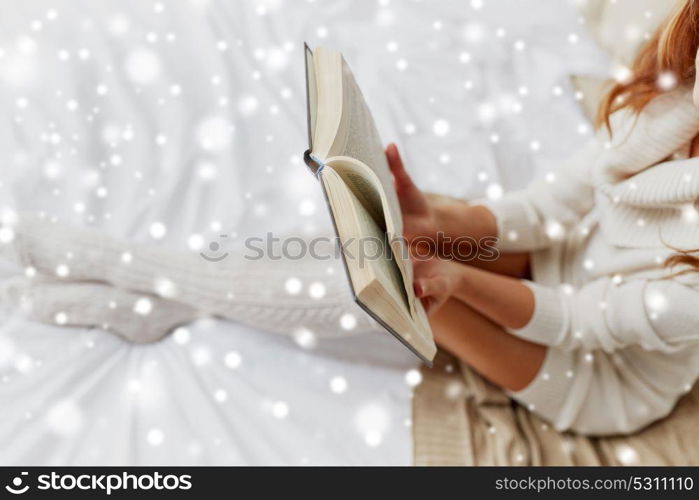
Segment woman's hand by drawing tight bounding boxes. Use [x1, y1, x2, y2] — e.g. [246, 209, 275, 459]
[385, 143, 439, 243]
[386, 143, 499, 261]
[412, 257, 461, 315]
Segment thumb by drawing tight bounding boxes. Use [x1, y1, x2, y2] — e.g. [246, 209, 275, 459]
[386, 143, 416, 190]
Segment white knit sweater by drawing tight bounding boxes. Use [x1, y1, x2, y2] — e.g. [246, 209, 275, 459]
[482, 88, 699, 435]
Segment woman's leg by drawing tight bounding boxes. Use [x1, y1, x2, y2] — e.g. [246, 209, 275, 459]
[464, 251, 531, 278]
[430, 297, 546, 391]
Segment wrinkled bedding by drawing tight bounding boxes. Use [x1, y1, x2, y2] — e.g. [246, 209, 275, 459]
[0, 0, 607, 464]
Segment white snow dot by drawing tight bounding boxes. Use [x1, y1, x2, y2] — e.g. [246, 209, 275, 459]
[354, 403, 389, 443]
[214, 389, 228, 403]
[187, 234, 205, 251]
[284, 277, 302, 295]
[192, 346, 211, 366]
[486, 183, 503, 200]
[308, 282, 326, 299]
[125, 48, 162, 85]
[271, 401, 289, 419]
[108, 14, 130, 36]
[46, 400, 83, 436]
[330, 376, 348, 394]
[298, 199, 316, 216]
[405, 369, 423, 387]
[238, 95, 259, 116]
[0, 226, 15, 244]
[54, 311, 68, 325]
[364, 431, 383, 447]
[224, 350, 242, 369]
[657, 71, 677, 91]
[147, 428, 164, 446]
[645, 289, 668, 314]
[464, 23, 485, 43]
[133, 297, 153, 315]
[292, 327, 317, 349]
[149, 222, 167, 239]
[55, 264, 70, 278]
[340, 313, 357, 330]
[154, 277, 176, 298]
[545, 220, 564, 240]
[120, 252, 133, 264]
[616, 445, 639, 465]
[43, 160, 62, 179]
[173, 327, 190, 345]
[196, 161, 218, 181]
[265, 47, 289, 71]
[432, 119, 450, 136]
[196, 115, 233, 151]
[681, 204, 699, 224]
[477, 102, 497, 123]
[613, 65, 633, 84]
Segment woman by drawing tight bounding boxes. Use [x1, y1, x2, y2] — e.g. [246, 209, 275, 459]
[390, 0, 699, 435]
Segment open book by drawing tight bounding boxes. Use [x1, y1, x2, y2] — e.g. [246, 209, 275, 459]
[303, 44, 436, 365]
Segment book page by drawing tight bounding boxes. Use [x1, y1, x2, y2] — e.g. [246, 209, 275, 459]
[325, 155, 419, 323]
[304, 44, 317, 150]
[321, 168, 409, 312]
[330, 58, 403, 238]
[327, 59, 421, 318]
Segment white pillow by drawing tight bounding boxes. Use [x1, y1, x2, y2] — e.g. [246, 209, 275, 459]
[579, 0, 678, 65]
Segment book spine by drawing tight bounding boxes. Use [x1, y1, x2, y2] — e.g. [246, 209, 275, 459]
[303, 150, 325, 179]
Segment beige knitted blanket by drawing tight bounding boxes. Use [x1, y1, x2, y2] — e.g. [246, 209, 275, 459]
[412, 351, 699, 466]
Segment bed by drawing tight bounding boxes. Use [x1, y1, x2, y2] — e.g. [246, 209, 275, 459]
[0, 0, 617, 465]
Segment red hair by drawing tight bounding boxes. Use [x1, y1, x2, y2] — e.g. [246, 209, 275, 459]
[597, 0, 699, 132]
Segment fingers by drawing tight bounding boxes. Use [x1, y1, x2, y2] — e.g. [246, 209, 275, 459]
[385, 143, 415, 190]
[413, 276, 448, 299]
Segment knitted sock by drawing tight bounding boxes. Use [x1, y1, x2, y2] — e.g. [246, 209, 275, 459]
[0, 214, 375, 342]
[0, 276, 198, 343]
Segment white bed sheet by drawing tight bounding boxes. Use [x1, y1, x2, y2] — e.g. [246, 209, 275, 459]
[0, 0, 607, 465]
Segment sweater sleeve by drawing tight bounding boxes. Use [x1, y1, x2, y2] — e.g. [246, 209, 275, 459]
[509, 277, 699, 353]
[477, 139, 600, 252]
